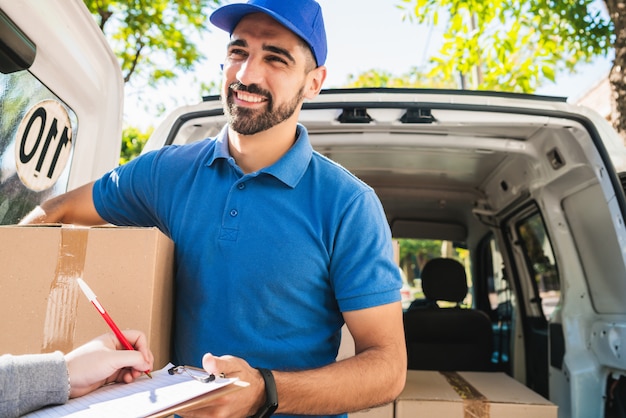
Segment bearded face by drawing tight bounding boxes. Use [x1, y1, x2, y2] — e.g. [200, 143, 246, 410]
[222, 81, 305, 135]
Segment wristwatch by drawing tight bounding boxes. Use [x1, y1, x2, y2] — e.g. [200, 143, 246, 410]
[251, 368, 278, 418]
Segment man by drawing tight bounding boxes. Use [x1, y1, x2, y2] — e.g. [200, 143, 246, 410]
[19, 0, 407, 416]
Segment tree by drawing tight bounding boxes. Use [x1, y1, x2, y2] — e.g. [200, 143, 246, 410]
[344, 67, 456, 89]
[83, 0, 224, 161]
[604, 1, 626, 142]
[84, 0, 222, 86]
[396, 0, 625, 142]
[120, 126, 154, 164]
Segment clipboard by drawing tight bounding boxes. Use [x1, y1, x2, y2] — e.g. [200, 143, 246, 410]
[23, 363, 249, 417]
[147, 379, 249, 417]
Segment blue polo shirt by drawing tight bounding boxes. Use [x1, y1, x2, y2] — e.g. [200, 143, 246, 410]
[93, 124, 401, 408]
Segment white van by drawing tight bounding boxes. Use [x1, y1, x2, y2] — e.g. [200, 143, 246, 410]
[2, 1, 626, 417]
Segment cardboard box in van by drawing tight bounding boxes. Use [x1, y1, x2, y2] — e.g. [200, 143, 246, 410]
[0, 225, 174, 368]
[395, 370, 557, 418]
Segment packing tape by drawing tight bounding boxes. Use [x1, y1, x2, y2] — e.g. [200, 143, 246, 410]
[440, 371, 490, 418]
[41, 227, 89, 353]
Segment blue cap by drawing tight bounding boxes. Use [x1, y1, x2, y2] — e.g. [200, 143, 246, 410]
[210, 0, 327, 67]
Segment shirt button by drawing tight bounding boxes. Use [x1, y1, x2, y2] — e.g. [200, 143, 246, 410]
[230, 209, 238, 217]
[237, 183, 245, 190]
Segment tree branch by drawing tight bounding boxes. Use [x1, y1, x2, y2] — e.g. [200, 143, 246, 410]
[124, 42, 144, 84]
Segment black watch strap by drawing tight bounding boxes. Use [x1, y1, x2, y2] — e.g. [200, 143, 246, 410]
[251, 368, 278, 418]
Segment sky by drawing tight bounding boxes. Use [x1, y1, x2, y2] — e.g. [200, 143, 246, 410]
[123, 0, 614, 129]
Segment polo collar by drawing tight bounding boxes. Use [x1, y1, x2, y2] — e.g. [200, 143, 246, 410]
[209, 124, 313, 188]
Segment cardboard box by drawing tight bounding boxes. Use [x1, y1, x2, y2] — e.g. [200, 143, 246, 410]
[0, 225, 175, 368]
[396, 370, 557, 418]
[350, 404, 393, 418]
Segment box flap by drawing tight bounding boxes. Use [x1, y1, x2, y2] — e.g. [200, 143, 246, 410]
[458, 372, 555, 405]
[400, 371, 461, 402]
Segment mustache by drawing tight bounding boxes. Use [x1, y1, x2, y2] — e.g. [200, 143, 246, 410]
[229, 82, 271, 99]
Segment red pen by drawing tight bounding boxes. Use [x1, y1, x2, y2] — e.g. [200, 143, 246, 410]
[77, 278, 152, 378]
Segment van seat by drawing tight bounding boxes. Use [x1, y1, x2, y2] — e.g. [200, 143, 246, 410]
[403, 258, 493, 371]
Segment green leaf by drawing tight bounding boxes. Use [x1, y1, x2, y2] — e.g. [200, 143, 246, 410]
[394, 0, 613, 93]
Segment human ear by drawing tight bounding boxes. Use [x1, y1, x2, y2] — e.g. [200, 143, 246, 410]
[304, 65, 327, 99]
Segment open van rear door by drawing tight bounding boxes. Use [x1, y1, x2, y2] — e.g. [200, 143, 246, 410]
[0, 0, 123, 224]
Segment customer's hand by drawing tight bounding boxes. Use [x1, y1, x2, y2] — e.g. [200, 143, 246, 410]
[64, 330, 154, 398]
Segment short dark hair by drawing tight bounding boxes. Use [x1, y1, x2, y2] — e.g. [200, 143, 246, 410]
[297, 36, 317, 73]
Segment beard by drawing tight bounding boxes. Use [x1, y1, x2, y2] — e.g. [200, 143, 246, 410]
[222, 82, 304, 135]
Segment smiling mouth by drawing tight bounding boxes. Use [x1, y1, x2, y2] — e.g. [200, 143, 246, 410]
[233, 89, 267, 104]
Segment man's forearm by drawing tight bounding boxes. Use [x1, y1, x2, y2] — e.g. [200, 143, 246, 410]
[273, 344, 406, 415]
[18, 182, 104, 226]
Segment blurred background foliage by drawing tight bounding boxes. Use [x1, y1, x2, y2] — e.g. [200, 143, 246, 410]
[83, 0, 625, 156]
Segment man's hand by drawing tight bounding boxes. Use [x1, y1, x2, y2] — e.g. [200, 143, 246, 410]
[177, 353, 266, 418]
[18, 181, 105, 226]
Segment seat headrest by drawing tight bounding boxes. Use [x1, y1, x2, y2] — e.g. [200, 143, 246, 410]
[421, 258, 468, 303]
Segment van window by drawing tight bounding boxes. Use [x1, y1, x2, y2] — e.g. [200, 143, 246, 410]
[487, 237, 509, 309]
[486, 235, 513, 369]
[516, 213, 560, 320]
[0, 71, 77, 224]
[397, 238, 471, 310]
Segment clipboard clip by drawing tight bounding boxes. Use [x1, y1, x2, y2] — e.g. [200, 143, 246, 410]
[168, 365, 225, 383]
